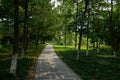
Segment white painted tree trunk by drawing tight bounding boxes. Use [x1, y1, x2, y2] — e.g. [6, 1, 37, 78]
[7, 40, 10, 44]
[9, 54, 18, 74]
[76, 54, 79, 61]
[21, 48, 25, 58]
[76, 50, 80, 60]
[86, 50, 88, 56]
[97, 48, 99, 53]
[113, 51, 116, 57]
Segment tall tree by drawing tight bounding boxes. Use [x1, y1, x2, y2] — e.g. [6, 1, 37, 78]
[21, 0, 28, 58]
[109, 0, 116, 56]
[86, 5, 90, 56]
[9, 0, 19, 74]
[76, 0, 89, 60]
[75, 0, 79, 49]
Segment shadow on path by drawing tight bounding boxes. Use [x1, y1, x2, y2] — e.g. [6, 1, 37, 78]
[34, 45, 81, 80]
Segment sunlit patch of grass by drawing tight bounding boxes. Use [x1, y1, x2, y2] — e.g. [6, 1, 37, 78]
[54, 45, 120, 80]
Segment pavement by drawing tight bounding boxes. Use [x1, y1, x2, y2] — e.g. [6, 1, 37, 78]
[34, 45, 81, 80]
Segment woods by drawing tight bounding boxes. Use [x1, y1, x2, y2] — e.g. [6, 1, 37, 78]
[53, 0, 120, 57]
[0, 0, 57, 78]
[0, 0, 120, 80]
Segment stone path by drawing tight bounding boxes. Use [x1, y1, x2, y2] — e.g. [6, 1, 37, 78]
[34, 45, 81, 80]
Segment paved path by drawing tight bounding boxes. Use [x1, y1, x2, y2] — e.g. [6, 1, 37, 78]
[34, 45, 81, 80]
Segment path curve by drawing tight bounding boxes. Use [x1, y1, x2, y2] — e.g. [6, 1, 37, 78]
[34, 45, 81, 80]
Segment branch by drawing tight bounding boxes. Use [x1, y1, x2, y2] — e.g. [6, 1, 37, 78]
[83, 0, 89, 16]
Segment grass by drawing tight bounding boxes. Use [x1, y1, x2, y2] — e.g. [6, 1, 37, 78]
[54, 45, 120, 80]
[0, 44, 45, 80]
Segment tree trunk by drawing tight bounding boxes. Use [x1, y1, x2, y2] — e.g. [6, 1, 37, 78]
[86, 8, 90, 56]
[57, 31, 61, 45]
[76, 0, 89, 60]
[9, 54, 18, 74]
[68, 31, 72, 45]
[22, 0, 28, 58]
[113, 51, 116, 57]
[75, 33, 77, 49]
[86, 34, 89, 56]
[35, 29, 40, 47]
[109, 0, 116, 57]
[75, 0, 78, 49]
[76, 26, 83, 60]
[96, 41, 100, 53]
[64, 27, 66, 48]
[9, 0, 19, 74]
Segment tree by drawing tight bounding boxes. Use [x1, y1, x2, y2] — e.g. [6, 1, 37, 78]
[76, 0, 89, 60]
[9, 0, 19, 74]
[21, 0, 28, 58]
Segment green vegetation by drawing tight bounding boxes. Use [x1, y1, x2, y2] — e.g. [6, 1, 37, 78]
[0, 0, 120, 79]
[54, 45, 120, 80]
[0, 0, 56, 76]
[0, 44, 45, 80]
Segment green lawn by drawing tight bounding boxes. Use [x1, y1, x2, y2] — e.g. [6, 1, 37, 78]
[54, 45, 120, 80]
[0, 44, 45, 80]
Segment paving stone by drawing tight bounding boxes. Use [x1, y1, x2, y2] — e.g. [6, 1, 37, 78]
[34, 45, 81, 80]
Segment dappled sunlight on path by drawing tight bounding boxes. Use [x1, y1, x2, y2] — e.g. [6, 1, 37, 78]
[34, 45, 81, 80]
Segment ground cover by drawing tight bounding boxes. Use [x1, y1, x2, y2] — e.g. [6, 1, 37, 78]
[54, 45, 120, 80]
[0, 44, 45, 80]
